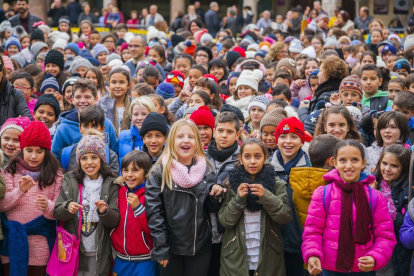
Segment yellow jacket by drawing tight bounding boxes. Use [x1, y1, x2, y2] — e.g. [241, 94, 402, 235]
[328, 16, 337, 28]
[289, 167, 328, 228]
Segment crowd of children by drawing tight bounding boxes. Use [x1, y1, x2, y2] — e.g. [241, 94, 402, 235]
[0, 4, 414, 276]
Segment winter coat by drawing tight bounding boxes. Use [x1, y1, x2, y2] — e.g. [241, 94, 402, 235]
[0, 174, 5, 240]
[226, 95, 254, 120]
[205, 9, 220, 37]
[53, 172, 120, 276]
[290, 80, 312, 101]
[78, 12, 98, 27]
[145, 163, 221, 260]
[361, 90, 393, 112]
[289, 167, 328, 228]
[270, 150, 311, 253]
[9, 13, 42, 33]
[218, 166, 291, 276]
[302, 169, 397, 272]
[47, 7, 67, 27]
[51, 108, 118, 161]
[181, 14, 202, 30]
[111, 182, 153, 259]
[97, 94, 131, 137]
[144, 13, 164, 26]
[117, 125, 143, 172]
[66, 1, 82, 24]
[399, 198, 414, 275]
[0, 81, 33, 126]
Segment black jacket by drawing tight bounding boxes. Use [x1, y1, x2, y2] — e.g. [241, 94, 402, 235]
[9, 13, 42, 33]
[145, 163, 221, 260]
[47, 7, 67, 27]
[0, 81, 32, 126]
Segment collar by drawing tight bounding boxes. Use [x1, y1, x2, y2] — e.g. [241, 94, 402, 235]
[125, 182, 146, 193]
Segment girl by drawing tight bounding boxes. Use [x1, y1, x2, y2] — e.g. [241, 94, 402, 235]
[188, 65, 207, 91]
[98, 67, 132, 136]
[208, 58, 228, 84]
[145, 119, 224, 276]
[361, 51, 376, 66]
[44, 49, 69, 92]
[148, 45, 167, 68]
[219, 138, 291, 276]
[227, 72, 240, 97]
[172, 54, 194, 90]
[61, 75, 80, 113]
[147, 94, 176, 126]
[311, 36, 324, 58]
[58, 16, 78, 43]
[19, 35, 30, 49]
[101, 34, 116, 54]
[367, 111, 409, 172]
[314, 105, 373, 174]
[303, 140, 396, 276]
[0, 117, 31, 170]
[135, 63, 147, 83]
[189, 106, 215, 148]
[142, 66, 161, 90]
[9, 71, 37, 116]
[93, 43, 109, 66]
[291, 58, 319, 101]
[226, 69, 263, 119]
[188, 90, 210, 108]
[54, 134, 120, 276]
[245, 95, 270, 136]
[78, 20, 95, 48]
[375, 144, 412, 276]
[118, 96, 156, 167]
[270, 117, 311, 276]
[0, 121, 63, 275]
[85, 67, 107, 99]
[120, 43, 131, 63]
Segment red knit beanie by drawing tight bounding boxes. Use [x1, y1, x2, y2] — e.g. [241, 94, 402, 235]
[190, 106, 215, 130]
[19, 121, 52, 150]
[232, 46, 246, 57]
[274, 117, 305, 144]
[203, 74, 218, 84]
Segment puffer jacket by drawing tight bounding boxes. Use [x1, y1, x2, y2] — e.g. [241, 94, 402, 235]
[399, 199, 414, 275]
[290, 80, 312, 101]
[302, 169, 397, 272]
[0, 81, 33, 126]
[145, 163, 221, 260]
[53, 172, 120, 276]
[289, 167, 328, 228]
[117, 125, 143, 172]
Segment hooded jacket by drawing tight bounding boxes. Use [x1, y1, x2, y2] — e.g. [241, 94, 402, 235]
[361, 90, 393, 112]
[0, 81, 33, 126]
[302, 169, 397, 272]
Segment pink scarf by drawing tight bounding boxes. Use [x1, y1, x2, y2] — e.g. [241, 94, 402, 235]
[380, 179, 397, 220]
[162, 155, 207, 188]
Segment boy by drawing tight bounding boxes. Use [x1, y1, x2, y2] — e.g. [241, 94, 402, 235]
[260, 107, 287, 157]
[289, 134, 340, 228]
[116, 23, 128, 40]
[165, 70, 185, 97]
[52, 79, 118, 161]
[392, 91, 414, 143]
[60, 105, 119, 174]
[139, 112, 169, 165]
[272, 84, 300, 108]
[111, 150, 157, 275]
[89, 30, 101, 49]
[41, 74, 59, 95]
[205, 111, 241, 276]
[33, 94, 60, 138]
[265, 62, 276, 85]
[388, 78, 405, 100]
[393, 58, 411, 79]
[361, 64, 393, 112]
[405, 73, 414, 93]
[273, 70, 292, 88]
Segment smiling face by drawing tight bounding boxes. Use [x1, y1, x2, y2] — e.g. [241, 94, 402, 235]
[379, 118, 401, 147]
[277, 133, 303, 163]
[174, 124, 197, 165]
[174, 57, 191, 78]
[334, 145, 366, 183]
[23, 146, 45, 167]
[33, 104, 57, 128]
[240, 143, 267, 176]
[324, 113, 349, 140]
[380, 152, 401, 183]
[261, 125, 277, 149]
[131, 104, 150, 130]
[12, 78, 32, 102]
[143, 130, 166, 158]
[80, 153, 101, 180]
[72, 89, 98, 113]
[122, 162, 146, 189]
[45, 63, 60, 77]
[1, 128, 21, 158]
[237, 85, 254, 99]
[7, 45, 19, 56]
[210, 66, 225, 81]
[188, 68, 203, 89]
[97, 52, 108, 65]
[109, 72, 130, 99]
[305, 60, 318, 78]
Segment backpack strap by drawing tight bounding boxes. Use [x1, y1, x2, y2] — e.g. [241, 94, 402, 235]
[368, 186, 379, 230]
[61, 145, 76, 171]
[105, 145, 110, 164]
[323, 184, 332, 216]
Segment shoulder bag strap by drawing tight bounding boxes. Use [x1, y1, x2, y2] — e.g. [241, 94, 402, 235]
[77, 184, 83, 241]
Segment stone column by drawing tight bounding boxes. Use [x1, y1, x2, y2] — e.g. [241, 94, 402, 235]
[322, 0, 341, 17]
[171, 0, 185, 26]
[29, 0, 47, 21]
[244, 0, 257, 23]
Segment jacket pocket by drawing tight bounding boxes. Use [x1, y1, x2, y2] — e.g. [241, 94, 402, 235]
[222, 236, 238, 258]
[142, 231, 151, 251]
[267, 229, 283, 253]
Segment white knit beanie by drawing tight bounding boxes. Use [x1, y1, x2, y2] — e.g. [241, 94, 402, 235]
[52, 38, 68, 50]
[301, 46, 316, 58]
[324, 36, 339, 48]
[147, 26, 160, 43]
[248, 95, 271, 113]
[404, 35, 414, 51]
[236, 69, 263, 92]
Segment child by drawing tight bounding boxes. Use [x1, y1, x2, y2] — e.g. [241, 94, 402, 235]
[78, 20, 94, 47]
[260, 107, 288, 156]
[188, 90, 211, 108]
[93, 43, 109, 66]
[172, 53, 193, 82]
[148, 46, 167, 68]
[290, 134, 340, 228]
[61, 74, 81, 112]
[0, 121, 63, 275]
[145, 119, 224, 276]
[98, 67, 132, 136]
[115, 23, 128, 40]
[33, 94, 60, 139]
[405, 73, 414, 92]
[188, 65, 207, 91]
[131, 83, 155, 98]
[272, 70, 291, 88]
[89, 30, 101, 49]
[303, 140, 397, 275]
[226, 72, 240, 96]
[375, 144, 412, 275]
[291, 58, 319, 101]
[218, 138, 291, 276]
[205, 111, 241, 276]
[361, 64, 393, 112]
[393, 59, 411, 79]
[245, 95, 270, 135]
[143, 66, 161, 90]
[147, 94, 176, 126]
[208, 58, 228, 83]
[111, 150, 158, 275]
[227, 69, 263, 119]
[308, 71, 319, 96]
[51, 79, 118, 161]
[330, 75, 363, 107]
[54, 134, 120, 276]
[272, 84, 300, 108]
[392, 91, 414, 144]
[9, 71, 37, 116]
[367, 111, 409, 172]
[60, 106, 119, 174]
[165, 70, 185, 97]
[120, 43, 131, 63]
[0, 117, 31, 170]
[140, 112, 169, 165]
[44, 49, 68, 91]
[388, 78, 405, 100]
[189, 106, 215, 149]
[85, 67, 107, 99]
[118, 96, 156, 168]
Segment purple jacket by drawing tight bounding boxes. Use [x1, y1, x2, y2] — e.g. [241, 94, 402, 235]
[302, 169, 396, 272]
[290, 80, 312, 101]
[399, 200, 414, 275]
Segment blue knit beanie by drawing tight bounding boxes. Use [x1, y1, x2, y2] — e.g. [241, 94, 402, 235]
[6, 36, 21, 52]
[308, 69, 320, 84]
[156, 82, 175, 99]
[79, 49, 100, 67]
[93, 43, 109, 59]
[65, 42, 80, 56]
[40, 74, 59, 94]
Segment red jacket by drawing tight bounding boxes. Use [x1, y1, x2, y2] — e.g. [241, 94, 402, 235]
[110, 183, 153, 259]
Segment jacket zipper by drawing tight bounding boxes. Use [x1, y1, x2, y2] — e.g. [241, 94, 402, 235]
[223, 236, 237, 248]
[271, 229, 282, 244]
[124, 191, 129, 257]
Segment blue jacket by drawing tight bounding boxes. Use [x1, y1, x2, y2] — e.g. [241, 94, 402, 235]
[124, 60, 137, 77]
[204, 9, 219, 37]
[118, 125, 144, 171]
[52, 109, 118, 161]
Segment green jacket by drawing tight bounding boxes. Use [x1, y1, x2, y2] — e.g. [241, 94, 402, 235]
[0, 174, 6, 240]
[219, 177, 291, 276]
[361, 90, 393, 109]
[53, 172, 120, 276]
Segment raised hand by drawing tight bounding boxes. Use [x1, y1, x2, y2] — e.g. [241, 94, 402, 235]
[19, 176, 35, 193]
[95, 200, 108, 213]
[68, 202, 83, 214]
[35, 195, 48, 211]
[127, 193, 140, 209]
[237, 183, 249, 198]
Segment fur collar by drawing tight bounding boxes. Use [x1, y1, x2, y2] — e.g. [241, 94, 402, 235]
[228, 164, 276, 211]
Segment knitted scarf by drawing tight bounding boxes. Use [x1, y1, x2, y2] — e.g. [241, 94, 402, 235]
[207, 140, 238, 162]
[82, 175, 103, 222]
[380, 179, 397, 220]
[228, 165, 276, 212]
[334, 174, 372, 271]
[276, 149, 305, 176]
[16, 158, 41, 181]
[162, 155, 207, 188]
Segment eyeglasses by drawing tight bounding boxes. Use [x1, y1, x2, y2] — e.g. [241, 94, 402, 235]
[129, 44, 143, 49]
[15, 86, 31, 91]
[312, 41, 321, 45]
[196, 54, 208, 59]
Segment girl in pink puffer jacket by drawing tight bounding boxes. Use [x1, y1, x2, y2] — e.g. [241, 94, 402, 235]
[302, 140, 396, 276]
